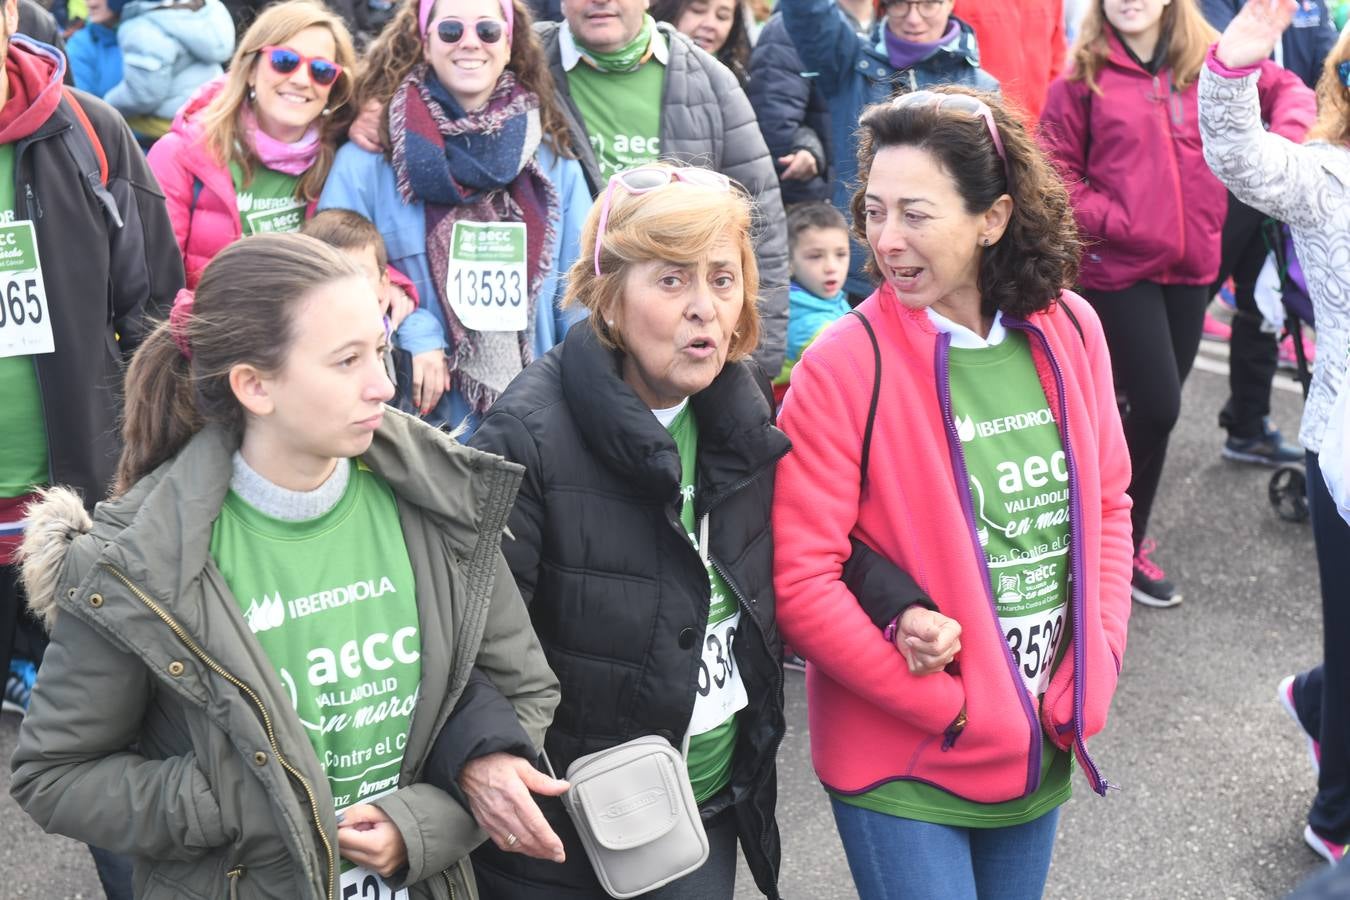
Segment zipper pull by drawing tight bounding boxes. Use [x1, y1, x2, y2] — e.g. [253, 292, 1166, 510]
[24, 183, 42, 220]
[941, 705, 967, 751]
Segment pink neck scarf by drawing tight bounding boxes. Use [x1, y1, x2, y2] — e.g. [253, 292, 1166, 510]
[243, 106, 322, 176]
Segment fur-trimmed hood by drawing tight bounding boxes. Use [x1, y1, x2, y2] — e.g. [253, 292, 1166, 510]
[16, 486, 93, 633]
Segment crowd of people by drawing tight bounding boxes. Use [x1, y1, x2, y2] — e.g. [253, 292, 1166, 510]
[0, 0, 1348, 897]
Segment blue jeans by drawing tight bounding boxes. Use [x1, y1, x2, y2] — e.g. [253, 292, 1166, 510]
[830, 798, 1060, 900]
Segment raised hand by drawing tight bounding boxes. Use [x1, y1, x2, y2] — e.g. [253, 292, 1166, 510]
[1216, 0, 1299, 70]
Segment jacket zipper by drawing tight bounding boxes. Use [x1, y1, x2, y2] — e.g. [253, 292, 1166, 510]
[1004, 320, 1112, 796]
[689, 456, 789, 898]
[99, 564, 337, 899]
[1154, 72, 1187, 278]
[934, 332, 1041, 794]
[227, 866, 244, 900]
[442, 867, 457, 899]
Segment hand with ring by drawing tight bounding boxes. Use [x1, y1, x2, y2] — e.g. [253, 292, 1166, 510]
[459, 752, 569, 862]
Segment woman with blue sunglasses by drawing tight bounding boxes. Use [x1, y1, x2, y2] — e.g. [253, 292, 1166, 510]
[1201, 0, 1350, 866]
[320, 0, 591, 433]
[148, 0, 357, 289]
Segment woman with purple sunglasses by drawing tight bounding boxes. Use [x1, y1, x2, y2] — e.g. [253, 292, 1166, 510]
[147, 0, 357, 289]
[1201, 0, 1350, 866]
[319, 0, 591, 434]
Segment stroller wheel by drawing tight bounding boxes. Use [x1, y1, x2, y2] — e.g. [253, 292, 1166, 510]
[1268, 466, 1309, 523]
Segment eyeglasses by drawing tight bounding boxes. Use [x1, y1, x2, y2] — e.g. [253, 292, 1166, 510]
[891, 89, 1009, 184]
[435, 18, 506, 44]
[885, 0, 947, 17]
[259, 46, 343, 87]
[1339, 60, 1350, 87]
[593, 166, 733, 276]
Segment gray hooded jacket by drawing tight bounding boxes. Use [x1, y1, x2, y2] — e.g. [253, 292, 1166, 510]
[10, 411, 559, 900]
[536, 20, 790, 377]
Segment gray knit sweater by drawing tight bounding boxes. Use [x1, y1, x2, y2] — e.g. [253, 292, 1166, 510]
[1199, 65, 1350, 454]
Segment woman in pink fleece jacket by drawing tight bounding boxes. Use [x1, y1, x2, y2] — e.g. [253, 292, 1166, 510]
[772, 87, 1133, 900]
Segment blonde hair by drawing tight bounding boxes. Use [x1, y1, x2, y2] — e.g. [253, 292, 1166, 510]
[565, 163, 761, 362]
[200, 0, 358, 203]
[1308, 25, 1350, 146]
[1068, 0, 1217, 93]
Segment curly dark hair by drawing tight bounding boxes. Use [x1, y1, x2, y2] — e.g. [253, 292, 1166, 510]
[850, 86, 1080, 320]
[355, 0, 574, 156]
[649, 0, 751, 86]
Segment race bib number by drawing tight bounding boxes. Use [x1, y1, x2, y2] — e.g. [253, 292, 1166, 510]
[687, 609, 749, 736]
[0, 222, 53, 358]
[445, 221, 527, 332]
[340, 866, 408, 900]
[1004, 606, 1065, 697]
[244, 201, 306, 235]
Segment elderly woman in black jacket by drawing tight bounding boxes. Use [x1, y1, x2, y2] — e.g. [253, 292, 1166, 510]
[467, 162, 788, 899]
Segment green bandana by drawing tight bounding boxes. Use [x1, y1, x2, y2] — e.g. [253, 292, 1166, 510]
[578, 14, 656, 72]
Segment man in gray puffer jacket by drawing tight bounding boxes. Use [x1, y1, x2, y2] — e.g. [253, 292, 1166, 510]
[536, 0, 789, 377]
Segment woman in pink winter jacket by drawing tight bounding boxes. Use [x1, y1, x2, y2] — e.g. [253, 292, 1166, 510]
[147, 0, 356, 287]
[773, 87, 1132, 900]
[1038, 0, 1314, 608]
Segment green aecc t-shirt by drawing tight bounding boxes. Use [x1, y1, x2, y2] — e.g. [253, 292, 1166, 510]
[230, 161, 307, 236]
[0, 141, 50, 498]
[209, 461, 421, 820]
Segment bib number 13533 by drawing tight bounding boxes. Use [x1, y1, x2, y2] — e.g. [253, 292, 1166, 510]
[446, 221, 528, 333]
[0, 222, 53, 358]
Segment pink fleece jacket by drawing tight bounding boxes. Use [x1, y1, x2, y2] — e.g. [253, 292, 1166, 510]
[772, 285, 1133, 802]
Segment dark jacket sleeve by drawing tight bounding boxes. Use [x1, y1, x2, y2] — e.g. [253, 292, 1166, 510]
[779, 0, 866, 95]
[422, 668, 538, 808]
[841, 538, 936, 630]
[86, 92, 186, 356]
[747, 17, 814, 160]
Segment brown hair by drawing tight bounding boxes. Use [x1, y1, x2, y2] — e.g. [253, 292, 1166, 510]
[649, 0, 752, 85]
[786, 201, 848, 252]
[851, 86, 1081, 319]
[566, 162, 761, 362]
[302, 208, 389, 268]
[1308, 25, 1350, 146]
[1069, 0, 1217, 93]
[355, 0, 573, 156]
[115, 234, 364, 494]
[199, 0, 358, 203]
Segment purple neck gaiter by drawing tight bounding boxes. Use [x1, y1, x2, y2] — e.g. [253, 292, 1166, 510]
[884, 18, 960, 71]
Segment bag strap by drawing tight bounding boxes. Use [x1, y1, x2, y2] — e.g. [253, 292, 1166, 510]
[1059, 299, 1085, 346]
[847, 309, 881, 489]
[59, 88, 123, 229]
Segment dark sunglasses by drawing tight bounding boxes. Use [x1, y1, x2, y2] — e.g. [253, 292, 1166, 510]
[1340, 60, 1350, 88]
[435, 18, 505, 44]
[259, 45, 343, 87]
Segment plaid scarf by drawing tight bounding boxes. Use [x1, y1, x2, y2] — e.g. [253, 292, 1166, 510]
[390, 67, 558, 415]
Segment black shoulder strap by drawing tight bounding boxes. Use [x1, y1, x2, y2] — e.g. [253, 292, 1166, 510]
[1059, 299, 1085, 346]
[848, 309, 881, 489]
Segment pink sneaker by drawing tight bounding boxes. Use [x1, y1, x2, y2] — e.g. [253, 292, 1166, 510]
[1304, 825, 1347, 864]
[1202, 311, 1232, 343]
[1277, 675, 1321, 776]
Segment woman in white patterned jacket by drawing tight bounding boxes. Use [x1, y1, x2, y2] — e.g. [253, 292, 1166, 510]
[1200, 0, 1350, 866]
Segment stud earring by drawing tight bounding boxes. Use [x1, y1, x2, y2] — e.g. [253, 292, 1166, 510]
[982, 237, 990, 246]
[248, 87, 257, 102]
[321, 107, 332, 117]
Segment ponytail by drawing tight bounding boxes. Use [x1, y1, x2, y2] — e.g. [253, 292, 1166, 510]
[113, 234, 364, 496]
[114, 324, 202, 495]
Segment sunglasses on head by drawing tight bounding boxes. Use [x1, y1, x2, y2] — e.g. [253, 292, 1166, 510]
[435, 18, 506, 44]
[891, 89, 1009, 185]
[260, 45, 343, 87]
[593, 166, 734, 276]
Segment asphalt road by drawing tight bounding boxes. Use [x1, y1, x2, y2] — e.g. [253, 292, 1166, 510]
[0, 335, 1333, 899]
